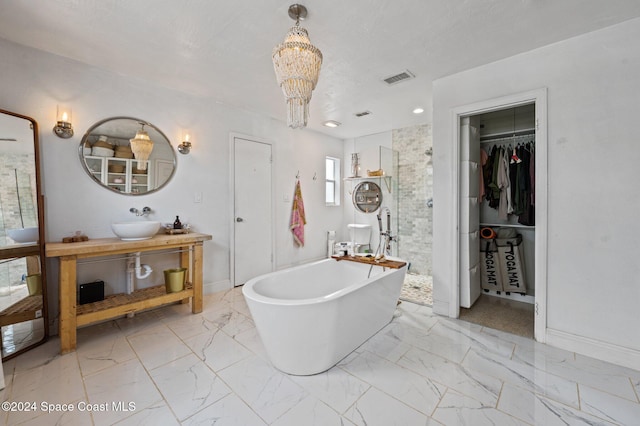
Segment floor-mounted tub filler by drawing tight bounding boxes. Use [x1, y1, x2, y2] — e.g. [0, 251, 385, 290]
[243, 257, 407, 375]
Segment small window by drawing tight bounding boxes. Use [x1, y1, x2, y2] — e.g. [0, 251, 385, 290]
[325, 157, 341, 206]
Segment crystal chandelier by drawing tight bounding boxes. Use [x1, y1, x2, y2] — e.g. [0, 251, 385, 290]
[272, 4, 322, 129]
[129, 124, 154, 170]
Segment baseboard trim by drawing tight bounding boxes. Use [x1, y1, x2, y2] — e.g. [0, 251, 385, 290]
[432, 299, 449, 316]
[204, 280, 232, 294]
[546, 328, 640, 371]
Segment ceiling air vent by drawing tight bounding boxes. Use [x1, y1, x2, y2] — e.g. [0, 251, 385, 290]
[383, 70, 415, 85]
[354, 110, 372, 118]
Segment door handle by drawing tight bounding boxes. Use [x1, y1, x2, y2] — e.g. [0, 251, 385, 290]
[236, 217, 244, 222]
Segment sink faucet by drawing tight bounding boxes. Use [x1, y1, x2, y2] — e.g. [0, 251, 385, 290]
[130, 207, 152, 217]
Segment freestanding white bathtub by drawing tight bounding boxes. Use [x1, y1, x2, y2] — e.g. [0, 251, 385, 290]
[242, 257, 407, 375]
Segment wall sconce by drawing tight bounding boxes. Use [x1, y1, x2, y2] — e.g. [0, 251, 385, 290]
[53, 105, 74, 138]
[178, 131, 192, 155]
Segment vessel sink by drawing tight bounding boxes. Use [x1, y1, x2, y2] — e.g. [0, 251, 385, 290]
[111, 221, 161, 241]
[7, 227, 39, 243]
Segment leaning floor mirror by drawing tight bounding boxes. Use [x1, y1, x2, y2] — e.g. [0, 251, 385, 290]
[0, 109, 48, 360]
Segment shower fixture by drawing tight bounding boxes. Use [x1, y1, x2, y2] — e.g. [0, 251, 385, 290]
[377, 206, 396, 255]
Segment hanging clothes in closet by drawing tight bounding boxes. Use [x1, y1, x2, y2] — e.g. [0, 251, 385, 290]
[480, 138, 535, 225]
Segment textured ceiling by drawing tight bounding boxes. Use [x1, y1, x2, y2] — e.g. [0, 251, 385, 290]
[2, 1, 640, 139]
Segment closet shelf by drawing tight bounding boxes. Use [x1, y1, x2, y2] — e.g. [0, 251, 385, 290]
[480, 128, 535, 142]
[480, 222, 535, 229]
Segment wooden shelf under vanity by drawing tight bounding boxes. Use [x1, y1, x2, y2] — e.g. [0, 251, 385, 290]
[46, 233, 212, 354]
[76, 282, 194, 326]
[0, 295, 43, 327]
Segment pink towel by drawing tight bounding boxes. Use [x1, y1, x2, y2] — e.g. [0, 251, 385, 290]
[290, 180, 306, 247]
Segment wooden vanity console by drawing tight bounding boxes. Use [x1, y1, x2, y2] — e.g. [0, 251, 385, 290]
[46, 233, 212, 353]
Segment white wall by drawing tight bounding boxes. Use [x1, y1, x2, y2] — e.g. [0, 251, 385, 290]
[0, 38, 344, 328]
[432, 18, 640, 367]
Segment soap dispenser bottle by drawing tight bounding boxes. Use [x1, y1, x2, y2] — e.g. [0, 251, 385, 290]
[173, 216, 182, 229]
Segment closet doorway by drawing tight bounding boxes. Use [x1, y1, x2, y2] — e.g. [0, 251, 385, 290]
[452, 90, 547, 342]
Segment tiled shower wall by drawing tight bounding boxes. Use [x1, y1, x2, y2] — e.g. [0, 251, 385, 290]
[392, 124, 433, 275]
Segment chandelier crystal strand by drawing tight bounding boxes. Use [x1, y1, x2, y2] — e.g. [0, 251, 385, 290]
[273, 21, 322, 129]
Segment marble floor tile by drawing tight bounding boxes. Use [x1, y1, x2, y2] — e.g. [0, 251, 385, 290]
[433, 389, 527, 425]
[114, 400, 179, 425]
[343, 387, 433, 426]
[289, 364, 370, 413]
[83, 358, 164, 426]
[149, 353, 231, 421]
[271, 395, 351, 426]
[185, 327, 253, 372]
[393, 304, 440, 332]
[114, 309, 163, 337]
[233, 325, 268, 360]
[181, 393, 267, 425]
[579, 384, 640, 425]
[218, 355, 308, 423]
[462, 347, 580, 409]
[126, 324, 191, 370]
[162, 310, 218, 340]
[1, 289, 639, 425]
[8, 398, 94, 426]
[398, 346, 503, 406]
[356, 322, 416, 363]
[431, 320, 516, 360]
[340, 350, 446, 416]
[498, 382, 615, 425]
[76, 328, 137, 377]
[8, 353, 85, 424]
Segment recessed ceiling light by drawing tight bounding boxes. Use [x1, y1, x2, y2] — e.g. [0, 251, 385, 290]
[323, 120, 341, 128]
[412, 107, 425, 114]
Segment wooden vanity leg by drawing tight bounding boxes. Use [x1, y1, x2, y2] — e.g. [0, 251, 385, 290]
[59, 255, 77, 353]
[192, 242, 203, 314]
[180, 246, 190, 304]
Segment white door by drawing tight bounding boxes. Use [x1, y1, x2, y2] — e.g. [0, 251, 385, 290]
[459, 116, 482, 308]
[233, 137, 273, 285]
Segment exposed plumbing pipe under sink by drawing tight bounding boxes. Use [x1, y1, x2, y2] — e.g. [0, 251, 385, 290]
[126, 252, 152, 317]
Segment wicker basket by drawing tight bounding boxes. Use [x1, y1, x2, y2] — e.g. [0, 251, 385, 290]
[367, 169, 384, 177]
[93, 140, 113, 149]
[114, 151, 134, 159]
[132, 166, 147, 174]
[108, 164, 125, 173]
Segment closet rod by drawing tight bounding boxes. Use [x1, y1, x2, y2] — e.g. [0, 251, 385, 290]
[480, 128, 535, 142]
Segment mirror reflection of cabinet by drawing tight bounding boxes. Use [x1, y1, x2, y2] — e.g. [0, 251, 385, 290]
[79, 117, 175, 195]
[352, 181, 383, 213]
[0, 109, 48, 360]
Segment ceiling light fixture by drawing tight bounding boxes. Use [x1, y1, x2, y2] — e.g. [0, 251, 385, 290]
[129, 123, 154, 170]
[413, 107, 425, 114]
[323, 120, 341, 128]
[272, 4, 323, 129]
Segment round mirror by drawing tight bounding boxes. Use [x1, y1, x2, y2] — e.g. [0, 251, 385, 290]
[79, 117, 176, 195]
[353, 181, 383, 213]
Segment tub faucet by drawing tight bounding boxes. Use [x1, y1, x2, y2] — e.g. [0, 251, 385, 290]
[377, 207, 396, 254]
